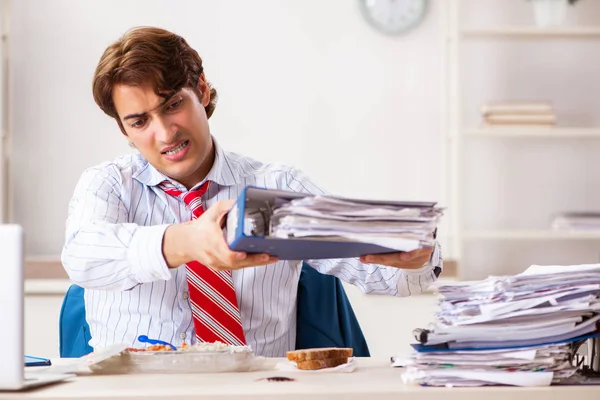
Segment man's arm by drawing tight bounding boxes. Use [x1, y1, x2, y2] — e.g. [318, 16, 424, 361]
[62, 167, 276, 291]
[307, 241, 442, 296]
[61, 166, 173, 291]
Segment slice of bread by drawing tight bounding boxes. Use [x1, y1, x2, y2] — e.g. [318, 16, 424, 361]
[286, 347, 353, 362]
[296, 357, 349, 371]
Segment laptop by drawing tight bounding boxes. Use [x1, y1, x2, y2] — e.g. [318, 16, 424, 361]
[0, 224, 74, 390]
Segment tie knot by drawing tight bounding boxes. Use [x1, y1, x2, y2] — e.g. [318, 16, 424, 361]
[159, 180, 211, 219]
[181, 186, 206, 209]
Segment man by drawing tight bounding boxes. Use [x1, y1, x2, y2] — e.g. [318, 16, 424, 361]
[62, 26, 442, 357]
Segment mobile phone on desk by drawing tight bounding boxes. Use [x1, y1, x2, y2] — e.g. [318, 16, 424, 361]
[25, 355, 52, 367]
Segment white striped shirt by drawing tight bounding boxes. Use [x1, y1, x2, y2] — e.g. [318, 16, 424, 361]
[61, 139, 443, 357]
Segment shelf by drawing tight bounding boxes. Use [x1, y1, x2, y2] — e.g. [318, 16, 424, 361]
[459, 127, 600, 138]
[463, 230, 600, 240]
[445, 1, 600, 265]
[460, 27, 600, 38]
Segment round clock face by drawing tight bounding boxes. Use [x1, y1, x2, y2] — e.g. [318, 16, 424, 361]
[359, 0, 428, 35]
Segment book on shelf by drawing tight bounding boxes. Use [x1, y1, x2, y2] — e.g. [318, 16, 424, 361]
[481, 100, 556, 127]
[480, 101, 554, 116]
[551, 212, 600, 231]
[484, 114, 557, 126]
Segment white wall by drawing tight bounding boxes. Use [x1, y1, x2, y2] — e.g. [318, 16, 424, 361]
[12, 1, 600, 279]
[12, 0, 444, 361]
[12, 2, 447, 359]
[10, 0, 600, 358]
[10, 0, 444, 256]
[15, 0, 600, 360]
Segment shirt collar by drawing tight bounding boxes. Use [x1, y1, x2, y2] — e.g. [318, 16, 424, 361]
[132, 136, 239, 189]
[205, 138, 239, 187]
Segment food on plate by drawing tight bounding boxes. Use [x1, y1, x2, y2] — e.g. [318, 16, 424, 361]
[286, 347, 353, 370]
[125, 341, 251, 353]
[125, 344, 183, 352]
[88, 341, 259, 374]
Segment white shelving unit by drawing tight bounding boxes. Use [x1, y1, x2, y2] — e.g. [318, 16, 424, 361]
[444, 0, 600, 279]
[0, 1, 9, 224]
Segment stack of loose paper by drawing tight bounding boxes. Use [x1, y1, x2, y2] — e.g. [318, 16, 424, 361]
[269, 195, 443, 253]
[480, 101, 556, 127]
[395, 344, 575, 387]
[396, 263, 600, 387]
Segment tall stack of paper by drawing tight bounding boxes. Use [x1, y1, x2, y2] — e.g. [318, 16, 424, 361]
[269, 195, 443, 253]
[395, 263, 600, 387]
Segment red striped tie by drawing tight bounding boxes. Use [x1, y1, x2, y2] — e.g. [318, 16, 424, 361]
[159, 180, 246, 346]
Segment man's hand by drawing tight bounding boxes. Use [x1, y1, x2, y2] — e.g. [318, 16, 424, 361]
[163, 200, 277, 271]
[359, 248, 433, 270]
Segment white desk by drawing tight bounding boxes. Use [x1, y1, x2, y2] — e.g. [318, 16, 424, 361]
[2, 358, 599, 400]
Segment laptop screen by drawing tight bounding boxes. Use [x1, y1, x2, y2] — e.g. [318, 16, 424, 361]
[0, 224, 25, 387]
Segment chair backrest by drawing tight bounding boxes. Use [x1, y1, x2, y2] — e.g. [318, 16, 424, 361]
[59, 285, 92, 358]
[59, 262, 369, 357]
[295, 262, 370, 356]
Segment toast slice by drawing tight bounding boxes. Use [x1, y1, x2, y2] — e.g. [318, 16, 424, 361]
[296, 357, 349, 370]
[286, 347, 353, 362]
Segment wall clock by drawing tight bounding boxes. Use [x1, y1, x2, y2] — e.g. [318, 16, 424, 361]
[359, 0, 428, 36]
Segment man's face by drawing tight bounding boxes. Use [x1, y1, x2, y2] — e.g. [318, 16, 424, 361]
[113, 80, 213, 188]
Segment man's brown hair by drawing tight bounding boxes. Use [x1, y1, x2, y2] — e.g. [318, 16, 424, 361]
[92, 26, 217, 133]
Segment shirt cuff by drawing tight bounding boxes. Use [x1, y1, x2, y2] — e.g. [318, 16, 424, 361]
[128, 224, 172, 283]
[402, 260, 435, 276]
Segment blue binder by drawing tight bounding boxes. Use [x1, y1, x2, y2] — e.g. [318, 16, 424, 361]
[410, 332, 600, 353]
[226, 186, 436, 260]
[25, 355, 51, 367]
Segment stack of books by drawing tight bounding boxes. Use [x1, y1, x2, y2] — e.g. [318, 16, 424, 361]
[481, 101, 556, 127]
